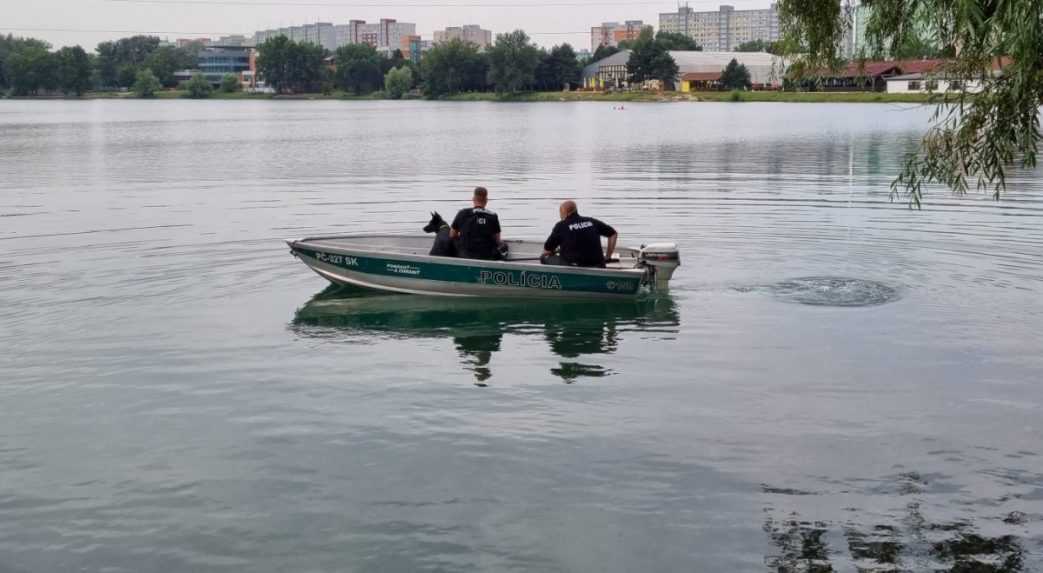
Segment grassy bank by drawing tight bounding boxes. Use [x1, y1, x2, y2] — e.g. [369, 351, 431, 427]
[7, 89, 935, 104]
[443, 90, 935, 104]
[74, 89, 387, 100]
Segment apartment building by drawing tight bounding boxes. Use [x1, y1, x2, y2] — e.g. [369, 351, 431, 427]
[659, 4, 779, 51]
[433, 25, 493, 49]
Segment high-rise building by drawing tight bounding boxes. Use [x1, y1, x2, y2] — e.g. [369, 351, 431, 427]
[659, 4, 779, 51]
[590, 20, 647, 53]
[333, 19, 416, 49]
[254, 19, 416, 52]
[433, 25, 493, 49]
[400, 35, 427, 63]
[253, 23, 337, 51]
[176, 38, 210, 49]
[217, 35, 249, 47]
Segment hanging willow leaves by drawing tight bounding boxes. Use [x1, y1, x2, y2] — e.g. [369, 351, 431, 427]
[777, 0, 1043, 207]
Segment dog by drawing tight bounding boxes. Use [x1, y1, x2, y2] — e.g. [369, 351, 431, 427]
[423, 211, 458, 257]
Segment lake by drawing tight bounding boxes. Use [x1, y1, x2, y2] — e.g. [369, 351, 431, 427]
[1, 100, 1041, 572]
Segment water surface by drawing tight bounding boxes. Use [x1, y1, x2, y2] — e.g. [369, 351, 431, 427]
[1, 100, 1041, 571]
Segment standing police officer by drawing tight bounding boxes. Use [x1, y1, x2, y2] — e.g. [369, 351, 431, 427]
[541, 200, 618, 267]
[450, 187, 503, 260]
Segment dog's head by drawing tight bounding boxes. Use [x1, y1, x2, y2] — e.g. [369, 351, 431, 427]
[423, 211, 447, 233]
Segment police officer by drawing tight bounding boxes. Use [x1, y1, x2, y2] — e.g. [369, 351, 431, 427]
[450, 187, 503, 260]
[541, 200, 617, 267]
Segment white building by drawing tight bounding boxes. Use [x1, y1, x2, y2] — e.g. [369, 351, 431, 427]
[582, 49, 786, 90]
[659, 4, 779, 51]
[885, 73, 984, 94]
[433, 25, 492, 49]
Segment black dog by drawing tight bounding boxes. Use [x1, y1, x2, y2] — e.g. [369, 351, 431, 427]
[423, 211, 457, 257]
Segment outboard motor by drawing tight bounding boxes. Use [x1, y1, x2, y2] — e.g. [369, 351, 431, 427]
[638, 243, 681, 291]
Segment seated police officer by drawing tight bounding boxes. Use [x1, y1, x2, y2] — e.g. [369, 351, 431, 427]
[541, 200, 617, 267]
[450, 186, 503, 260]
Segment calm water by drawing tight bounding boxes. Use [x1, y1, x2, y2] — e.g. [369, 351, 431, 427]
[1, 100, 1042, 572]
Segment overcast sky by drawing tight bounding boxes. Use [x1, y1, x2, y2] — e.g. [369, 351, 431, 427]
[3, 0, 774, 52]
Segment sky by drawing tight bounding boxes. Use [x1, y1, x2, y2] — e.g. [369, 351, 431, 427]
[2, 0, 775, 52]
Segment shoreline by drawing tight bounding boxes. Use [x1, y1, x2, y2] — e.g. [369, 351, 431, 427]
[2, 90, 937, 104]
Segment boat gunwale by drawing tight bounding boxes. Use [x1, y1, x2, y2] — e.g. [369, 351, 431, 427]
[287, 234, 649, 279]
[304, 259, 638, 299]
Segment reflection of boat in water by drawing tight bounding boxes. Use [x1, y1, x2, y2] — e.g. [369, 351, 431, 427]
[291, 286, 681, 384]
[285, 235, 680, 299]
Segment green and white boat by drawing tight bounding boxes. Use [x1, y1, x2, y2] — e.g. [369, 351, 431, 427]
[286, 235, 680, 298]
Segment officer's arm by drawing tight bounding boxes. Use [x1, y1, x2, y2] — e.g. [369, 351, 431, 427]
[449, 211, 463, 240]
[595, 219, 618, 260]
[542, 225, 560, 256]
[605, 233, 618, 260]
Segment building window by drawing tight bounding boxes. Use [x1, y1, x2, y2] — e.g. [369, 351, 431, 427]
[925, 80, 938, 91]
[908, 80, 921, 90]
[949, 80, 963, 91]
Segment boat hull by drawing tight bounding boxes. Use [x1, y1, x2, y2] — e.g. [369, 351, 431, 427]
[288, 239, 647, 299]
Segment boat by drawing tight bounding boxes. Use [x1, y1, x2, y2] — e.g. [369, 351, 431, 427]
[285, 235, 680, 298]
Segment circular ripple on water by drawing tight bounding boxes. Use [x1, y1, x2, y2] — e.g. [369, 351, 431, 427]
[770, 277, 901, 307]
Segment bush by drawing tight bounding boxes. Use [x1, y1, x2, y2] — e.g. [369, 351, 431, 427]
[384, 66, 412, 99]
[219, 73, 240, 93]
[132, 68, 161, 98]
[728, 90, 744, 102]
[183, 72, 212, 98]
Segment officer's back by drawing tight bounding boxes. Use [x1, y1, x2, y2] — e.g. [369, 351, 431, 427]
[542, 200, 618, 267]
[450, 187, 502, 260]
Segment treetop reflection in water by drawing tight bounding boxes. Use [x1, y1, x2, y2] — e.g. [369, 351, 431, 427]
[290, 285, 681, 385]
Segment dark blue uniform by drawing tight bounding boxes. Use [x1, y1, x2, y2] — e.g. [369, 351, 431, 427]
[451, 207, 502, 260]
[543, 213, 616, 267]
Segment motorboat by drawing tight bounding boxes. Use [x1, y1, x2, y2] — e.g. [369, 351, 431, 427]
[285, 235, 679, 298]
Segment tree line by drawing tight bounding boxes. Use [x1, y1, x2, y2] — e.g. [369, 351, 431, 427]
[1, 35, 91, 95]
[3, 27, 742, 98]
[255, 30, 583, 98]
[1, 33, 207, 96]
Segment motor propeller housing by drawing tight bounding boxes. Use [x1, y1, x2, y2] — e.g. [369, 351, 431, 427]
[638, 243, 681, 290]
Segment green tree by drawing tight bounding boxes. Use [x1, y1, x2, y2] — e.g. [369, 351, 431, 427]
[381, 48, 407, 75]
[145, 45, 195, 87]
[333, 43, 383, 95]
[132, 67, 161, 97]
[778, 0, 1037, 204]
[94, 41, 120, 88]
[720, 58, 752, 90]
[384, 65, 413, 99]
[736, 39, 775, 52]
[117, 64, 138, 89]
[420, 39, 489, 97]
[95, 36, 161, 89]
[257, 36, 292, 92]
[1, 35, 51, 91]
[592, 44, 620, 62]
[56, 46, 91, 95]
[257, 36, 327, 94]
[7, 45, 58, 95]
[488, 30, 542, 93]
[183, 72, 211, 98]
[220, 73, 241, 93]
[626, 28, 679, 89]
[535, 43, 581, 91]
[653, 30, 701, 51]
